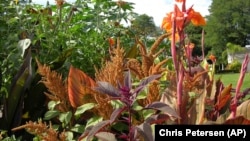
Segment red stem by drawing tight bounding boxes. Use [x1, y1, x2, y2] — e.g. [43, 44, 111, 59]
[231, 54, 249, 118]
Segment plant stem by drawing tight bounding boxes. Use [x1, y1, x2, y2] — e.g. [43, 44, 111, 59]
[231, 54, 249, 118]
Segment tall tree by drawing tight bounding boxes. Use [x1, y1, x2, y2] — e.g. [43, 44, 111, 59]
[130, 14, 157, 37]
[204, 0, 250, 63]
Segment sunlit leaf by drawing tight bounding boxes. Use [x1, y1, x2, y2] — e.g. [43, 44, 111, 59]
[59, 112, 72, 125]
[74, 103, 96, 116]
[68, 65, 96, 108]
[48, 101, 60, 110]
[85, 116, 103, 129]
[230, 100, 250, 120]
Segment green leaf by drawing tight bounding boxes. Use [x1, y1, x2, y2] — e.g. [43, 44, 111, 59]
[59, 111, 72, 125]
[65, 131, 74, 141]
[48, 101, 60, 110]
[74, 103, 96, 116]
[125, 44, 138, 58]
[111, 122, 128, 133]
[44, 110, 60, 120]
[85, 116, 103, 129]
[110, 100, 124, 109]
[71, 124, 85, 133]
[142, 109, 154, 120]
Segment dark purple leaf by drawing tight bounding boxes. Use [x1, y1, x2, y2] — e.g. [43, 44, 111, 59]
[145, 114, 170, 124]
[136, 123, 153, 141]
[145, 102, 180, 119]
[95, 132, 117, 141]
[87, 120, 110, 141]
[94, 82, 120, 97]
[134, 74, 161, 94]
[110, 107, 126, 123]
[124, 70, 132, 89]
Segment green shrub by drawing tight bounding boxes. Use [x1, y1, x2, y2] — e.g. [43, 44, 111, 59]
[228, 60, 242, 73]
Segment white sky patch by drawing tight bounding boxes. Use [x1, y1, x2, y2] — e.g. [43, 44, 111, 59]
[32, 0, 211, 26]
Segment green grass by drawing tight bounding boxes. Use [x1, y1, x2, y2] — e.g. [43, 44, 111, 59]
[215, 73, 250, 91]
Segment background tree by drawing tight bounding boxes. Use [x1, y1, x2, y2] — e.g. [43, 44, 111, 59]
[130, 14, 157, 37]
[204, 0, 250, 64]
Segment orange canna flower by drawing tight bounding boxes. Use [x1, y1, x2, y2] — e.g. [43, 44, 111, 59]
[187, 8, 206, 26]
[161, 12, 173, 32]
[162, 5, 185, 32]
[168, 31, 180, 42]
[175, 0, 183, 2]
[162, 5, 206, 33]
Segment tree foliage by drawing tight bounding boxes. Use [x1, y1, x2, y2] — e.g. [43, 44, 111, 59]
[130, 14, 157, 37]
[205, 0, 250, 63]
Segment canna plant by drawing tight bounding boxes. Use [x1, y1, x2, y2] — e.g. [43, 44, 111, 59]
[160, 0, 250, 125]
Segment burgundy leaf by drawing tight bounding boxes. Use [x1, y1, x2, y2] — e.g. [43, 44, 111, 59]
[134, 74, 161, 94]
[95, 132, 117, 141]
[78, 125, 93, 140]
[145, 101, 180, 119]
[94, 81, 120, 97]
[145, 114, 170, 124]
[110, 107, 126, 123]
[124, 70, 132, 89]
[136, 123, 153, 141]
[87, 120, 110, 141]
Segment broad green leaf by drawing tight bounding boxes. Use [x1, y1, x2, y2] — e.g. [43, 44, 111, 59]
[85, 116, 103, 129]
[71, 124, 85, 133]
[59, 111, 72, 125]
[65, 131, 74, 141]
[74, 103, 96, 116]
[48, 101, 60, 110]
[44, 110, 60, 120]
[111, 122, 128, 133]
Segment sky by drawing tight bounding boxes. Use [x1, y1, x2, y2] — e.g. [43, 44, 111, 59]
[32, 0, 212, 26]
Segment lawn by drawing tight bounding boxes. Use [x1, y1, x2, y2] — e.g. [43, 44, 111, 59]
[215, 72, 250, 91]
